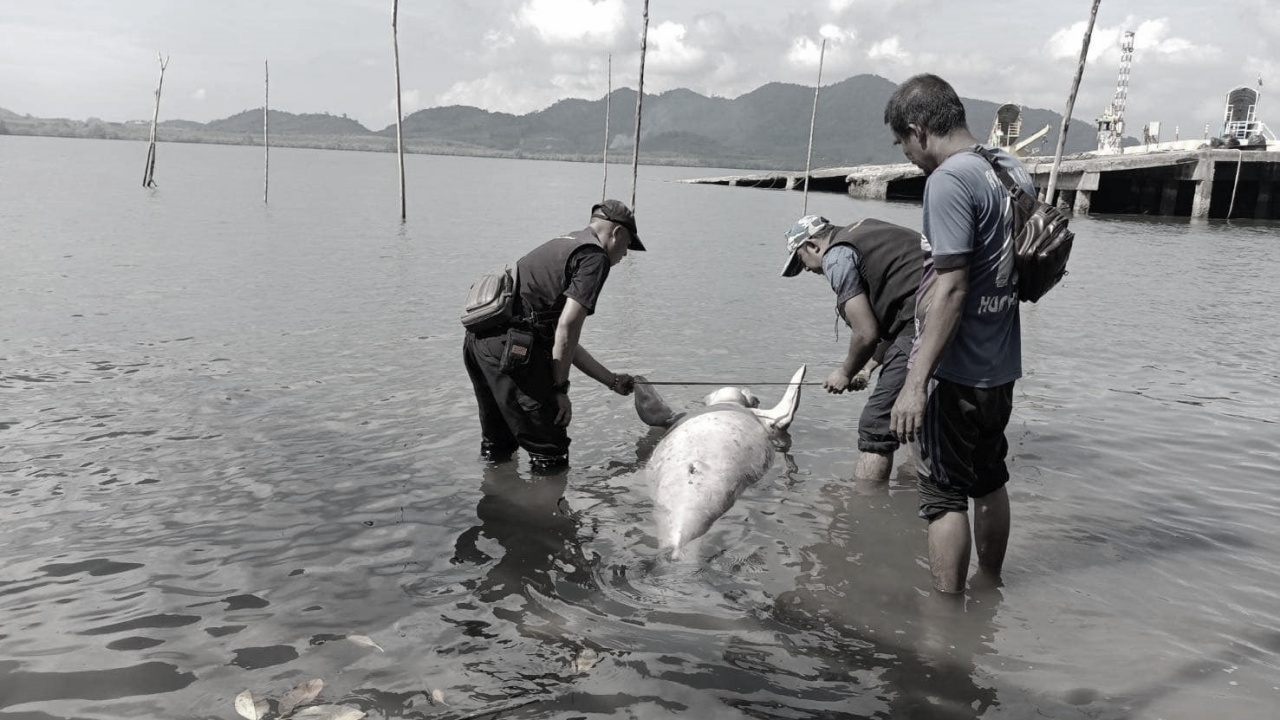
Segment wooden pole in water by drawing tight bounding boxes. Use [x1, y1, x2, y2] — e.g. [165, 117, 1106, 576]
[263, 60, 269, 204]
[142, 53, 169, 188]
[802, 38, 827, 216]
[630, 0, 650, 212]
[1227, 149, 1244, 219]
[602, 53, 611, 203]
[1047, 0, 1101, 204]
[392, 0, 407, 221]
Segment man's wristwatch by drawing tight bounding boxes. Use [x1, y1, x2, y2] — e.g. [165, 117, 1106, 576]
[552, 380, 570, 394]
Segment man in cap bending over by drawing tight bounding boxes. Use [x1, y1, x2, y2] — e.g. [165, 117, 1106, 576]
[464, 200, 644, 472]
[781, 214, 923, 482]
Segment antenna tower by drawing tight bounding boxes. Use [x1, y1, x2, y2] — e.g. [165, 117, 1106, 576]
[1096, 30, 1134, 153]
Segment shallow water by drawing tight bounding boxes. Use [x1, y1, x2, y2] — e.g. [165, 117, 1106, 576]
[1, 135, 1278, 719]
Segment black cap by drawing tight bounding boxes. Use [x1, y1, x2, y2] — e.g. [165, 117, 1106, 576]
[591, 199, 645, 251]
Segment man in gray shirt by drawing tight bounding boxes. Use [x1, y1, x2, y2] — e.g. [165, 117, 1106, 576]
[883, 73, 1031, 594]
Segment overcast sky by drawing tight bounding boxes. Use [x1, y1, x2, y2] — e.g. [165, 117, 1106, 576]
[3, 1, 1276, 141]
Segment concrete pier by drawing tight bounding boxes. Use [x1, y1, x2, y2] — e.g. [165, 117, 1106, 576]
[684, 149, 1280, 219]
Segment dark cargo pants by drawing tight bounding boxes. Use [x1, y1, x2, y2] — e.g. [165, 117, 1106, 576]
[463, 329, 569, 471]
[858, 330, 915, 455]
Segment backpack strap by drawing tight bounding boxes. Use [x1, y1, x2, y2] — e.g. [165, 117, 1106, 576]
[971, 144, 1024, 195]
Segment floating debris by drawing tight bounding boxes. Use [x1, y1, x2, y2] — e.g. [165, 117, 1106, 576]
[347, 634, 384, 652]
[233, 689, 268, 720]
[279, 678, 324, 717]
[292, 706, 366, 720]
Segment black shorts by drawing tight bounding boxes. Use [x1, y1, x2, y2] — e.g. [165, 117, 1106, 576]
[916, 378, 1015, 521]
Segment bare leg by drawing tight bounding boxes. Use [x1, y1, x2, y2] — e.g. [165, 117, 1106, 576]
[973, 486, 1010, 574]
[927, 510, 971, 594]
[854, 450, 892, 483]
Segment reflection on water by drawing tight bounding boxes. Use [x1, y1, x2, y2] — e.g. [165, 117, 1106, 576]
[452, 462, 597, 608]
[768, 473, 1001, 719]
[2, 137, 1279, 719]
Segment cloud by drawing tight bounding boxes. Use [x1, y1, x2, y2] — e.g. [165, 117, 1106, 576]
[827, 0, 922, 16]
[786, 36, 826, 68]
[391, 89, 423, 114]
[818, 24, 856, 43]
[1243, 0, 1280, 40]
[1048, 17, 1219, 65]
[867, 37, 907, 62]
[1046, 21, 1108, 62]
[1130, 18, 1221, 63]
[438, 73, 552, 115]
[190, 88, 207, 102]
[483, 29, 517, 51]
[515, 0, 627, 47]
[648, 21, 708, 75]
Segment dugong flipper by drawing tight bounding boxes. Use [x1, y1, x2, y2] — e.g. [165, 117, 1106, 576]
[638, 365, 806, 553]
[632, 376, 684, 428]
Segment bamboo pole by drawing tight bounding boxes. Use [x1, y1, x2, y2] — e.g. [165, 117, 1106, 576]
[1047, 0, 1102, 204]
[263, 60, 269, 204]
[629, 0, 650, 212]
[142, 53, 169, 188]
[392, 0, 407, 221]
[802, 38, 827, 215]
[602, 53, 611, 203]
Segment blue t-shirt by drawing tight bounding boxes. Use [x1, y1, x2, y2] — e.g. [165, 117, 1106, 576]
[920, 146, 1025, 387]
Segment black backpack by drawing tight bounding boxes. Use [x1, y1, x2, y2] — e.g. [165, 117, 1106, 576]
[973, 146, 1074, 303]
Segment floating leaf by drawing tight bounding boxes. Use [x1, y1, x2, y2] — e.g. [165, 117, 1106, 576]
[430, 688, 448, 706]
[279, 678, 324, 717]
[574, 648, 600, 673]
[347, 635, 384, 652]
[293, 705, 366, 720]
[234, 689, 268, 720]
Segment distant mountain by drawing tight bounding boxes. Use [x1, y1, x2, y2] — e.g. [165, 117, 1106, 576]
[377, 74, 1096, 167]
[0, 74, 1102, 168]
[205, 109, 372, 135]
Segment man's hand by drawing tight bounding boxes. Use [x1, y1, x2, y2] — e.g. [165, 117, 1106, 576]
[823, 368, 852, 394]
[890, 385, 926, 442]
[612, 373, 635, 396]
[554, 393, 572, 427]
[850, 372, 870, 391]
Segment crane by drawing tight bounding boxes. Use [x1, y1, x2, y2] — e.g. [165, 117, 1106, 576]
[1096, 30, 1135, 154]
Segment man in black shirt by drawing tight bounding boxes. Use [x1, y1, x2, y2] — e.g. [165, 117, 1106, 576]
[464, 200, 643, 472]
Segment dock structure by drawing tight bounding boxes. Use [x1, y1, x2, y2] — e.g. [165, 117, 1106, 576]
[685, 148, 1280, 220]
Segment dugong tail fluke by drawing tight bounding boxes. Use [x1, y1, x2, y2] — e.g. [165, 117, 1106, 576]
[638, 365, 807, 554]
[751, 365, 806, 432]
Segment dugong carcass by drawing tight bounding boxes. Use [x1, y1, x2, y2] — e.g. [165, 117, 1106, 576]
[633, 366, 806, 554]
